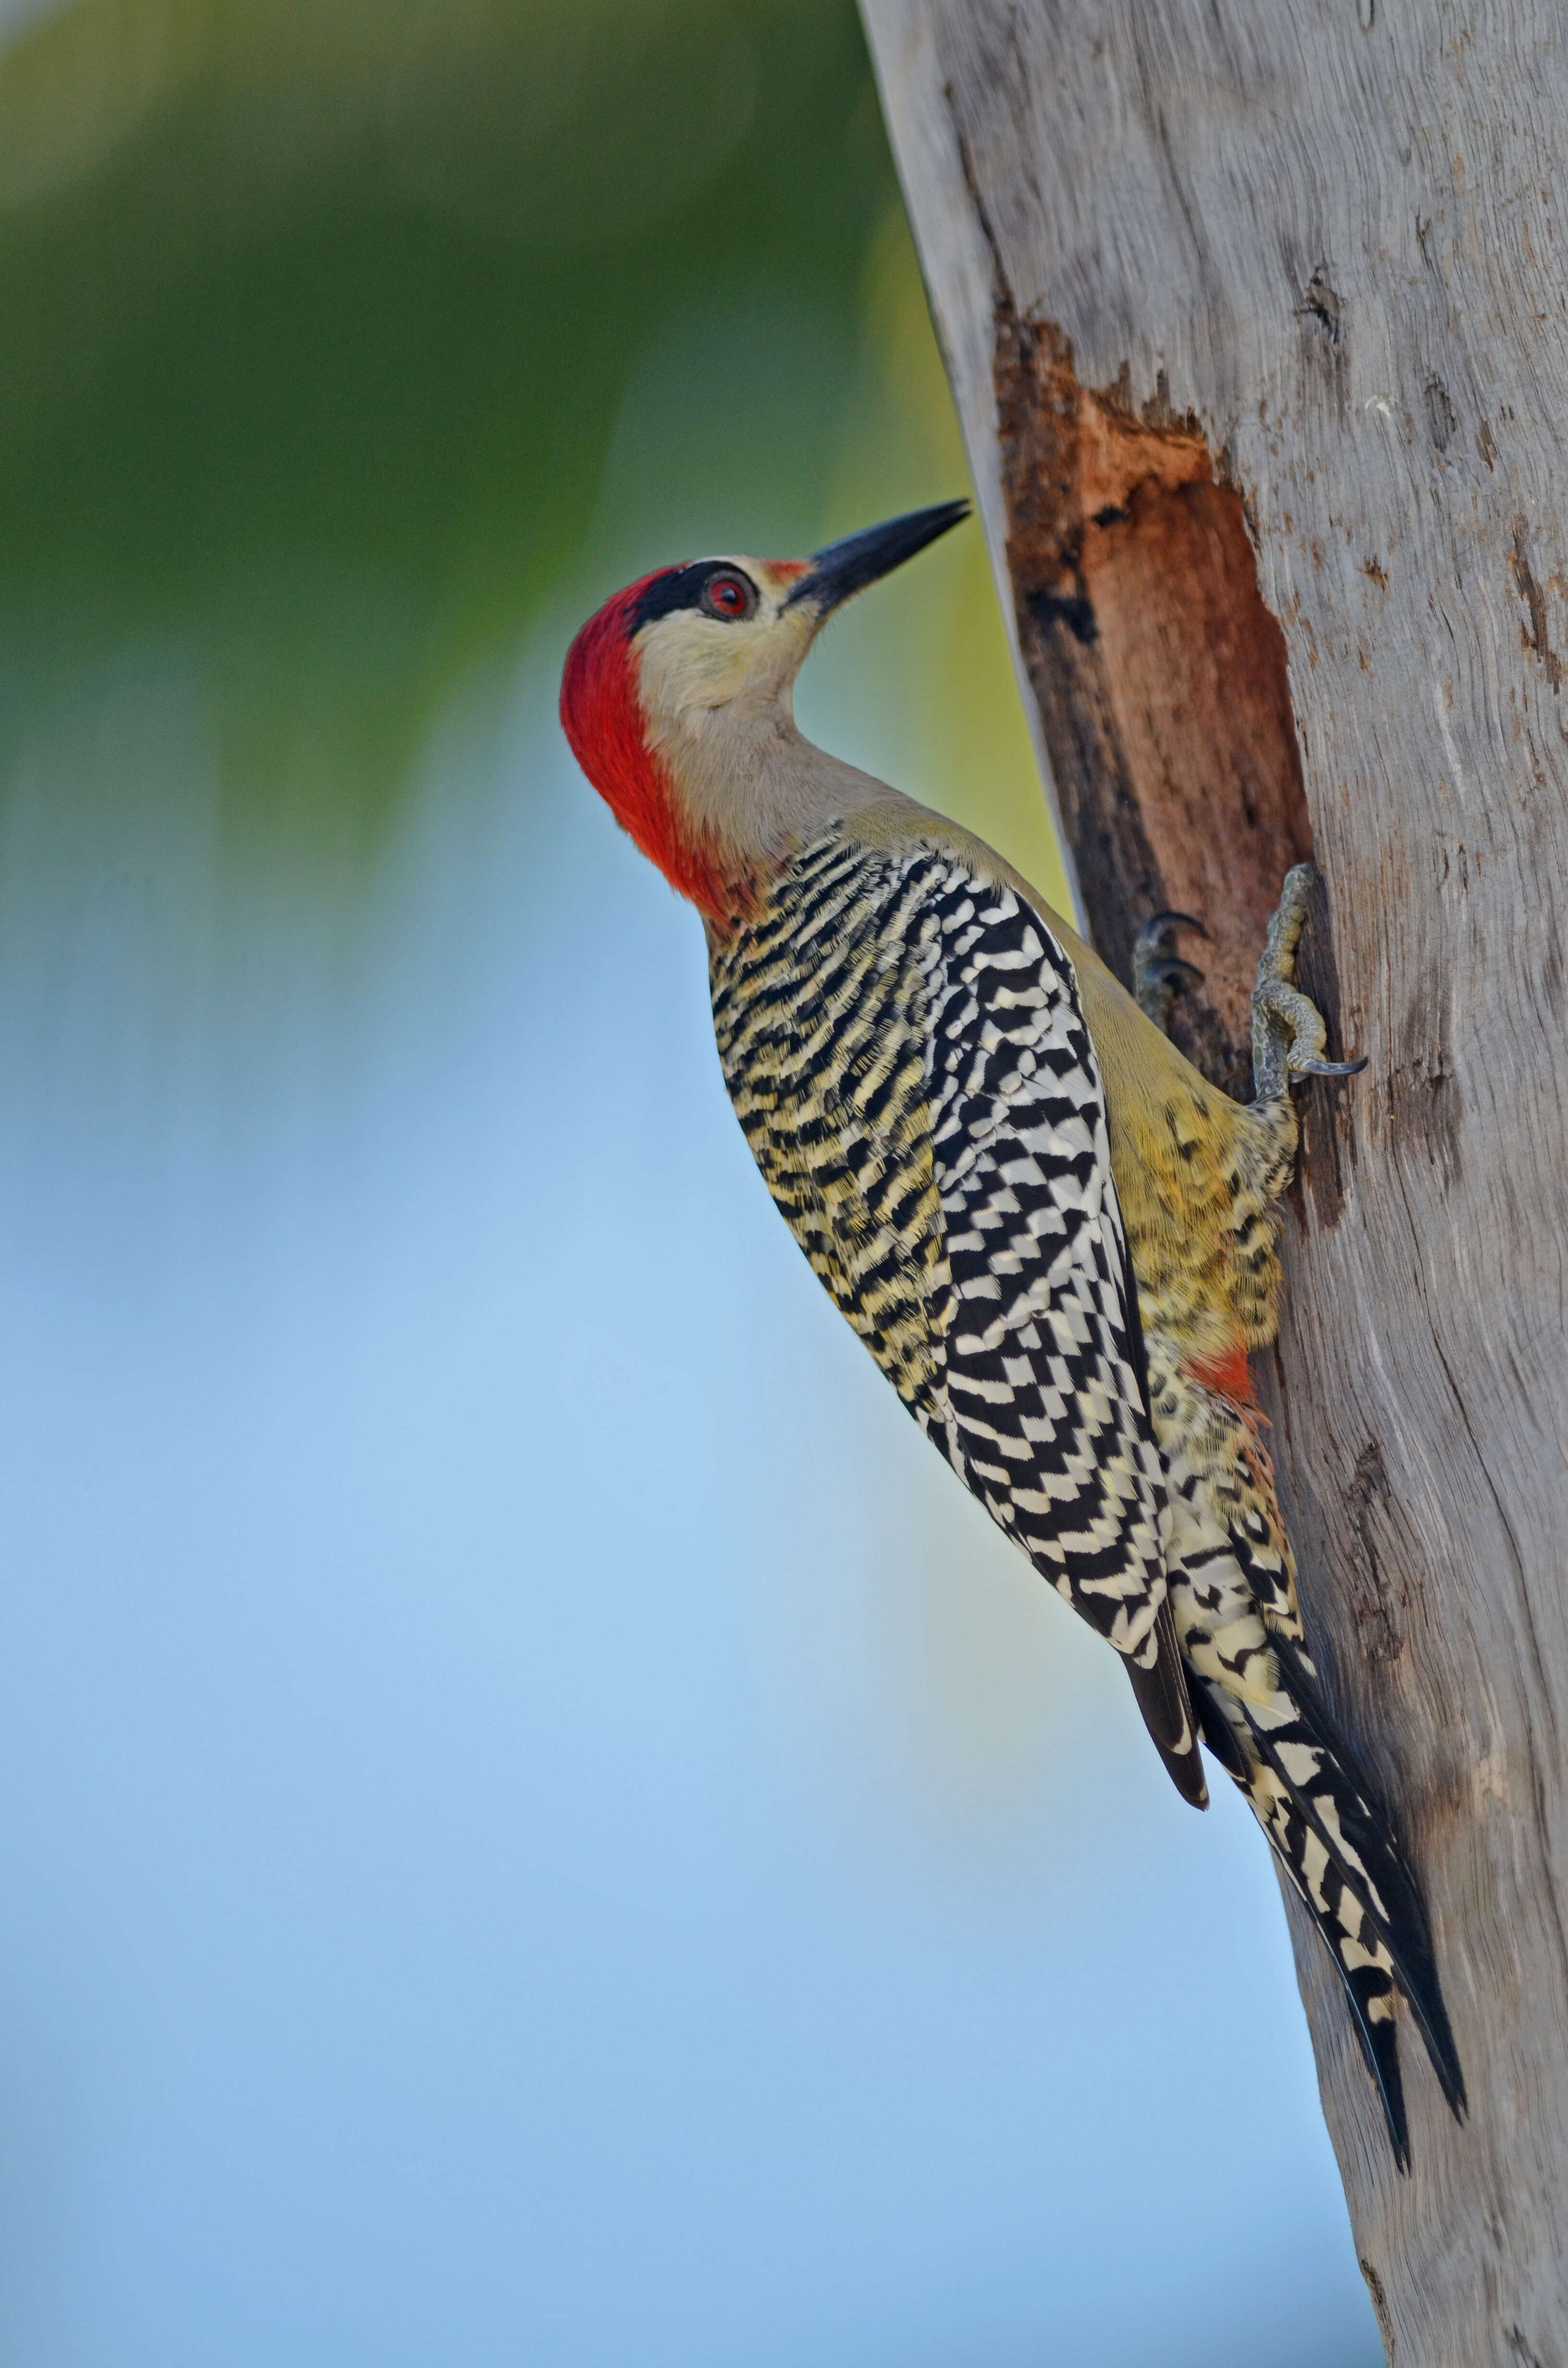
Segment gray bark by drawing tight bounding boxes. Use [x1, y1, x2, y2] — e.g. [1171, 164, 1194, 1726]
[857, 5, 1568, 2361]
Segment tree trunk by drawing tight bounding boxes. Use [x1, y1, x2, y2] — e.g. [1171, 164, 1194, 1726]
[858, 5, 1568, 2360]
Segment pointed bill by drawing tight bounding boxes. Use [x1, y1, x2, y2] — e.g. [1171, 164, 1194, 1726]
[785, 499, 970, 614]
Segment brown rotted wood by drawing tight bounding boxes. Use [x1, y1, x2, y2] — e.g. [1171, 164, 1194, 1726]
[859, 3, 1568, 2360]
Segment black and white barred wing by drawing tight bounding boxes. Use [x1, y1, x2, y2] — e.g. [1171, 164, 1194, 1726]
[710, 827, 1171, 1660]
[710, 833, 954, 1419]
[917, 859, 1173, 1659]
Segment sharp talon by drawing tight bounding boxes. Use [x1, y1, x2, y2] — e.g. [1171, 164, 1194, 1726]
[1145, 956, 1205, 990]
[1292, 1055, 1369, 1079]
[1141, 910, 1209, 941]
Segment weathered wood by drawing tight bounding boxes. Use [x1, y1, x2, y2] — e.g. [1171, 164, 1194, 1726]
[859, 5, 1568, 2360]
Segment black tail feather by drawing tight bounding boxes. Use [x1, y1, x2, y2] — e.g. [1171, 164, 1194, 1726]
[1256, 1640, 1467, 2123]
[1187, 1638, 1465, 2162]
[1292, 1855, 1412, 2173]
[1124, 1598, 1209, 1808]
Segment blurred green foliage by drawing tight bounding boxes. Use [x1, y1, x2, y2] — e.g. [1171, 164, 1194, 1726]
[0, 0, 896, 854]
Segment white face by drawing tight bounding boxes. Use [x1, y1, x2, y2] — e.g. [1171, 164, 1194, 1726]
[632, 556, 819, 746]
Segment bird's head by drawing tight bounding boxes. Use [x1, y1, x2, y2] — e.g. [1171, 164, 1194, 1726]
[560, 499, 968, 926]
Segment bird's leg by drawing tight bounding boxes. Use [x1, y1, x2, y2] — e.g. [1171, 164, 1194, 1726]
[1250, 862, 1368, 1102]
[1133, 910, 1207, 1036]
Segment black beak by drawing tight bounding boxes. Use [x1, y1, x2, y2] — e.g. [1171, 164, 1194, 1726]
[786, 498, 970, 613]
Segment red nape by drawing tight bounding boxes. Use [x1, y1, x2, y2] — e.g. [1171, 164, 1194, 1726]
[559, 578, 753, 928]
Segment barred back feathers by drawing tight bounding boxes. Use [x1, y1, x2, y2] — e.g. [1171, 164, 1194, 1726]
[711, 826, 1174, 1653]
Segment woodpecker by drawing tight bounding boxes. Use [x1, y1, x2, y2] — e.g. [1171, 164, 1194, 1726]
[560, 500, 1465, 2166]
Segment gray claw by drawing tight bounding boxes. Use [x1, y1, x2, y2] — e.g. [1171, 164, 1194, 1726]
[1140, 910, 1210, 942]
[1145, 955, 1205, 990]
[1292, 1054, 1369, 1079]
[1135, 910, 1209, 1031]
[1251, 863, 1369, 1100]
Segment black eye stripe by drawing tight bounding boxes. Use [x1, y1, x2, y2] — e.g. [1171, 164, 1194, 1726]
[631, 562, 759, 633]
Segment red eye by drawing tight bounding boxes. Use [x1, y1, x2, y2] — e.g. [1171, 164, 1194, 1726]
[701, 569, 756, 621]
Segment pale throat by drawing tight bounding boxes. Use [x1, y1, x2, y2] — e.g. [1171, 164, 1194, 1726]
[637, 629, 885, 875]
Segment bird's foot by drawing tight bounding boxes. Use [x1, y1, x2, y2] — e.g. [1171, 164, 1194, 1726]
[1251, 863, 1368, 1101]
[1133, 909, 1207, 1036]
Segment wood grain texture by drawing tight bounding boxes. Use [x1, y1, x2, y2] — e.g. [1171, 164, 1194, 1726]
[860, 4, 1568, 2359]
